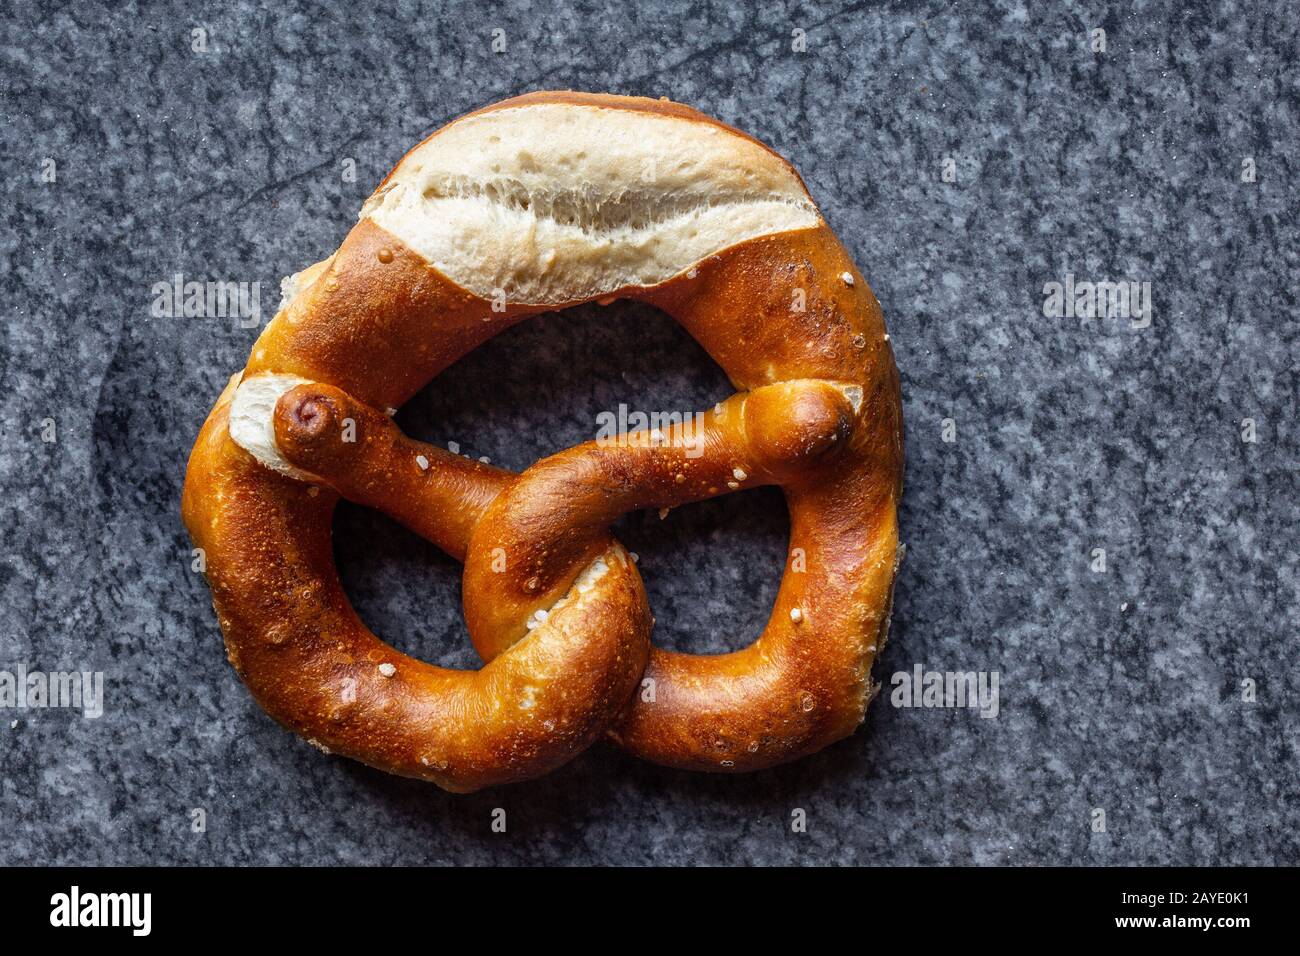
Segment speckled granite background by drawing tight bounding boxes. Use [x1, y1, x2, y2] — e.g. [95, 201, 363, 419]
[1, 0, 1296, 865]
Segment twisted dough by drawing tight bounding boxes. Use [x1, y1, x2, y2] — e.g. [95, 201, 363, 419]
[182, 92, 903, 791]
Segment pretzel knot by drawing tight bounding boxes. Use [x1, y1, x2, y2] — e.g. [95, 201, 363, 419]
[182, 92, 904, 792]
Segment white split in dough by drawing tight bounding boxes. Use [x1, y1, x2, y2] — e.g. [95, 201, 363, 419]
[228, 373, 314, 479]
[363, 103, 820, 305]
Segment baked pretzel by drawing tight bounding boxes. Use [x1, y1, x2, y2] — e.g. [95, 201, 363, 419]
[182, 91, 903, 792]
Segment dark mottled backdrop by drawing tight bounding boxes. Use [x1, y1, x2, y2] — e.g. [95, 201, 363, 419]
[1, 0, 1296, 865]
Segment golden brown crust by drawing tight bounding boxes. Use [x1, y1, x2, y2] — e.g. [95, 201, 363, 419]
[181, 92, 903, 791]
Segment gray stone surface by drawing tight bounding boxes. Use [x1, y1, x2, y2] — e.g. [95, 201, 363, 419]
[1, 0, 1296, 865]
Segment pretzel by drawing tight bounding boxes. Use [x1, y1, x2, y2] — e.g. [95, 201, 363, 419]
[182, 91, 903, 792]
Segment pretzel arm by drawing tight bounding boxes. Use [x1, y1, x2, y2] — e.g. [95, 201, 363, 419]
[463, 380, 856, 661]
[272, 383, 513, 561]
